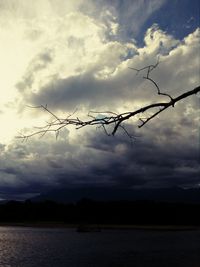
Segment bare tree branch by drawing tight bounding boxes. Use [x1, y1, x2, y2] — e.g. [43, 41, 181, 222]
[18, 63, 200, 141]
[129, 59, 173, 101]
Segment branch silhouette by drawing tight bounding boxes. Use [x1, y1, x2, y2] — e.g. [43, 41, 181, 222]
[18, 62, 200, 141]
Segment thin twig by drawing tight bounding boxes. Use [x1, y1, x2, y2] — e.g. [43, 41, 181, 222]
[18, 62, 200, 141]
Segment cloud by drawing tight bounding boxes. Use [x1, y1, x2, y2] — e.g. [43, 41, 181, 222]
[1, 104, 199, 200]
[18, 26, 199, 116]
[0, 1, 199, 200]
[85, 0, 167, 40]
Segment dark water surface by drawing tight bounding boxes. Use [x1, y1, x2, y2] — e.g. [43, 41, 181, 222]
[0, 226, 199, 267]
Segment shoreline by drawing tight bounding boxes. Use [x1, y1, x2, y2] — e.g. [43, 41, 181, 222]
[0, 222, 200, 231]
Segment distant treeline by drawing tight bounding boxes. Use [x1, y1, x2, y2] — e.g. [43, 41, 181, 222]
[0, 199, 200, 225]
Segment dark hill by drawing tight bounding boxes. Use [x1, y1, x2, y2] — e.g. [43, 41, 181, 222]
[31, 187, 200, 204]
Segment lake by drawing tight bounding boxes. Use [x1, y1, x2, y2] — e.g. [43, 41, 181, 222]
[0, 226, 199, 267]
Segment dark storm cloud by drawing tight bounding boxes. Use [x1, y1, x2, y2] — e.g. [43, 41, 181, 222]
[0, 112, 199, 200]
[22, 69, 141, 111]
[0, 167, 18, 175]
[0, 182, 52, 201]
[86, 128, 199, 187]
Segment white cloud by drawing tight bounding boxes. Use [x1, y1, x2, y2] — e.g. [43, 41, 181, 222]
[139, 24, 180, 55]
[0, 1, 199, 198]
[96, 0, 167, 38]
[18, 25, 199, 120]
[0, 0, 168, 143]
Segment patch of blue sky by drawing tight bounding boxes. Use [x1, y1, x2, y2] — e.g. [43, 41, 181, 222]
[136, 0, 200, 46]
[95, 114, 107, 120]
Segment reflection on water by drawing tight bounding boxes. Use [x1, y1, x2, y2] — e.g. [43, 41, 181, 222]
[0, 226, 200, 267]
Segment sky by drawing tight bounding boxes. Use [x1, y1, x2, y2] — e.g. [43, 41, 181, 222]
[0, 0, 199, 200]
